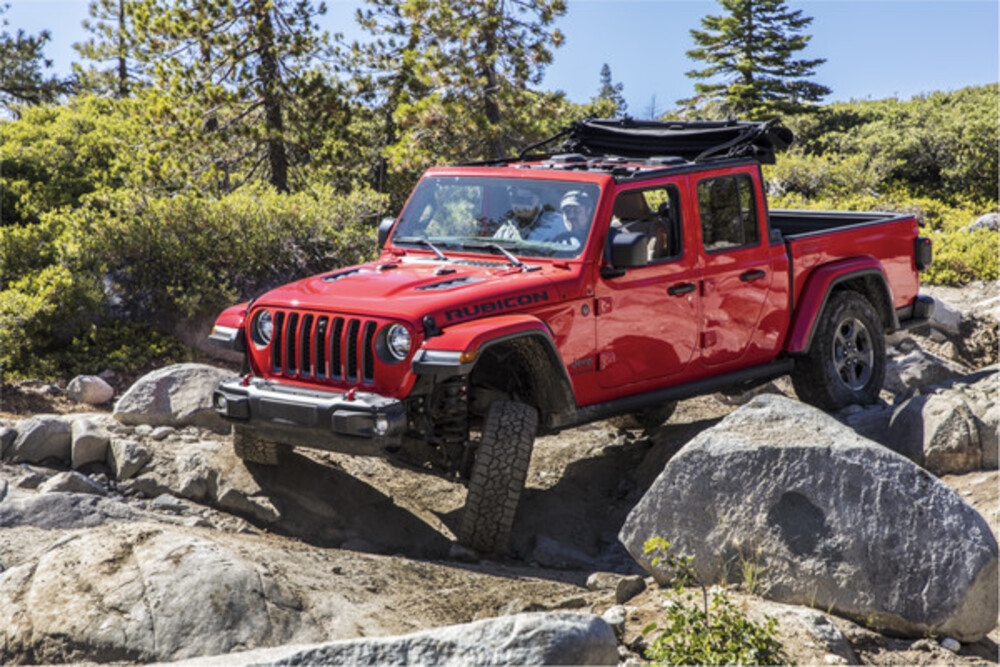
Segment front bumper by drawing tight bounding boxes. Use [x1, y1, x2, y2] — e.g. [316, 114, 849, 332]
[213, 377, 407, 454]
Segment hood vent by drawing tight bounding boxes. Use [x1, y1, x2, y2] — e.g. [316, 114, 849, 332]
[322, 268, 365, 282]
[417, 276, 484, 291]
[454, 259, 506, 268]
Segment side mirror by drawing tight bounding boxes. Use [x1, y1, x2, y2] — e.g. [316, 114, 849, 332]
[609, 231, 649, 268]
[377, 217, 396, 248]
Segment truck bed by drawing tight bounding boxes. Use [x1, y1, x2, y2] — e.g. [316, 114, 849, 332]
[770, 209, 910, 239]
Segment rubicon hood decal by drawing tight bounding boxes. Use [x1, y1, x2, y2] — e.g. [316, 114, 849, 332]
[444, 291, 551, 323]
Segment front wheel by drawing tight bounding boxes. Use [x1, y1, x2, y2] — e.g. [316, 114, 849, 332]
[458, 400, 537, 554]
[791, 291, 886, 411]
[232, 425, 289, 466]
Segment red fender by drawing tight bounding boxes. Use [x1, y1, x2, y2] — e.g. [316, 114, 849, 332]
[786, 257, 890, 354]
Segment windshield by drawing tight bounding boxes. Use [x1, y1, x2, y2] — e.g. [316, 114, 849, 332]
[392, 176, 601, 259]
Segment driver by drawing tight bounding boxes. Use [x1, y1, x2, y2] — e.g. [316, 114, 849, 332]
[493, 187, 564, 241]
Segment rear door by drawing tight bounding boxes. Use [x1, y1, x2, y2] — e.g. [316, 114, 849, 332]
[693, 168, 788, 369]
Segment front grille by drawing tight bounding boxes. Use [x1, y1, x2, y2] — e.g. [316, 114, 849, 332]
[269, 310, 378, 385]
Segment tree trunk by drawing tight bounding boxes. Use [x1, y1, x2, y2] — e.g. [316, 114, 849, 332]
[255, 2, 289, 193]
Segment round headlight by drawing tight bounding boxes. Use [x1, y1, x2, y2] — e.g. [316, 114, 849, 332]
[254, 310, 273, 346]
[386, 324, 412, 361]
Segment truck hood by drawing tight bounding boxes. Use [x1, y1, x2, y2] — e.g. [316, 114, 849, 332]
[251, 256, 571, 326]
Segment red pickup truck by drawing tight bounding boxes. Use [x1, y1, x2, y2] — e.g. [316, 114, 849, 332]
[210, 119, 933, 553]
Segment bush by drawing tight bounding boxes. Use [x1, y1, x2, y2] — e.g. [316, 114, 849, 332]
[641, 538, 788, 667]
[67, 184, 386, 321]
[1, 184, 386, 380]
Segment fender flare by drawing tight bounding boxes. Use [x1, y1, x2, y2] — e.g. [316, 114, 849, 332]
[413, 313, 561, 376]
[786, 257, 897, 355]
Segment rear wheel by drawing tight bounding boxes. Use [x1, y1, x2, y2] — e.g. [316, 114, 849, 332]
[791, 291, 885, 411]
[458, 400, 537, 554]
[232, 426, 289, 466]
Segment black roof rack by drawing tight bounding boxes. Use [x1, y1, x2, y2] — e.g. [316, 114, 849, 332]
[518, 117, 794, 165]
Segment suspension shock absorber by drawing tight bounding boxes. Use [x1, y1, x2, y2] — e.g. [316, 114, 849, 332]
[430, 375, 470, 476]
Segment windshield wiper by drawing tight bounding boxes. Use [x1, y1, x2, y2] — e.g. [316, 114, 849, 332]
[414, 238, 449, 261]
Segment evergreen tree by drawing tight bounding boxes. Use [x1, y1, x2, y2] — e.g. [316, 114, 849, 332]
[360, 0, 567, 169]
[596, 62, 626, 114]
[679, 0, 830, 119]
[130, 0, 345, 193]
[73, 0, 147, 98]
[0, 5, 71, 113]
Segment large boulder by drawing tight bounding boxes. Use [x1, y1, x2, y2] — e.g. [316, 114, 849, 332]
[261, 613, 618, 667]
[620, 394, 998, 642]
[6, 415, 71, 464]
[0, 525, 317, 663]
[113, 364, 233, 433]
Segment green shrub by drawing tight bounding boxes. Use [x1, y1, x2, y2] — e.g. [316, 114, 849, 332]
[1, 184, 386, 380]
[923, 227, 999, 286]
[641, 538, 788, 667]
[68, 184, 386, 321]
[0, 264, 102, 379]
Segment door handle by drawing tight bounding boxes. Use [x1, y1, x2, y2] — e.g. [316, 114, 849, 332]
[668, 282, 697, 296]
[740, 269, 767, 282]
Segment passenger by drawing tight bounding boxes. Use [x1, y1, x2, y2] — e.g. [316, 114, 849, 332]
[493, 186, 563, 242]
[556, 190, 595, 248]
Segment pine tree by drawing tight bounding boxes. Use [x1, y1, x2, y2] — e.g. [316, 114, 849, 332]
[74, 0, 146, 97]
[596, 63, 626, 115]
[130, 0, 344, 193]
[679, 0, 830, 119]
[361, 0, 567, 167]
[0, 5, 71, 113]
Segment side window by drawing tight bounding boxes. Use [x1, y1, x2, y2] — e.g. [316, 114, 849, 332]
[610, 185, 683, 262]
[696, 174, 759, 252]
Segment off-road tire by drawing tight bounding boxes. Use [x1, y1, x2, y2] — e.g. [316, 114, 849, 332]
[458, 400, 538, 554]
[791, 291, 886, 411]
[607, 401, 678, 432]
[232, 425, 288, 466]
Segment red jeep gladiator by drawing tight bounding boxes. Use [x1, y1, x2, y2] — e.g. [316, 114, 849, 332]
[210, 119, 934, 553]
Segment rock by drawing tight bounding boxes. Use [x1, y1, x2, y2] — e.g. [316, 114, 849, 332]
[0, 525, 316, 663]
[615, 575, 646, 604]
[929, 297, 962, 337]
[754, 601, 857, 666]
[980, 403, 999, 469]
[216, 485, 282, 524]
[38, 471, 108, 496]
[262, 613, 618, 666]
[968, 212, 999, 232]
[66, 375, 115, 405]
[0, 490, 139, 529]
[585, 572, 620, 592]
[113, 363, 233, 433]
[7, 416, 71, 464]
[150, 426, 177, 441]
[107, 439, 152, 480]
[619, 394, 999, 642]
[940, 637, 962, 653]
[0, 426, 16, 457]
[601, 605, 627, 639]
[71, 418, 111, 469]
[889, 393, 984, 475]
[884, 348, 968, 397]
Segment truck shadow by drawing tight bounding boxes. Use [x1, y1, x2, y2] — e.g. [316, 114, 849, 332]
[234, 413, 723, 572]
[241, 449, 455, 559]
[510, 416, 725, 571]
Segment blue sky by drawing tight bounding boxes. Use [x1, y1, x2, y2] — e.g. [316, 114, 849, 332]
[5, 0, 998, 114]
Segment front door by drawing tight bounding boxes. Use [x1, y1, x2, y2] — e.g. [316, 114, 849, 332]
[595, 184, 701, 389]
